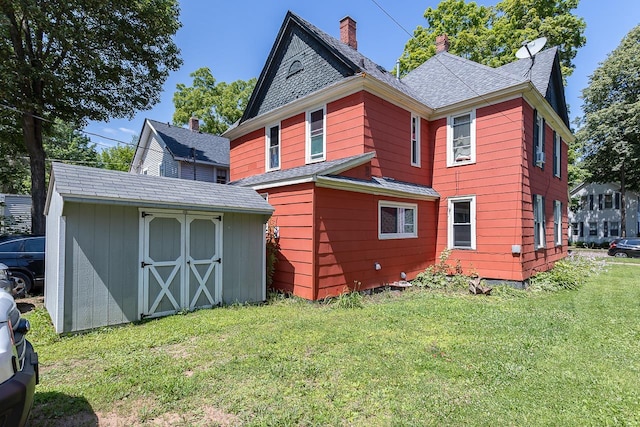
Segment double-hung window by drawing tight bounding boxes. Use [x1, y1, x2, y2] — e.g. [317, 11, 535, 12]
[448, 196, 476, 249]
[447, 110, 475, 166]
[379, 202, 417, 239]
[533, 194, 545, 249]
[610, 221, 620, 237]
[554, 200, 562, 246]
[533, 110, 545, 168]
[266, 124, 280, 171]
[307, 107, 325, 163]
[553, 131, 561, 177]
[411, 114, 420, 167]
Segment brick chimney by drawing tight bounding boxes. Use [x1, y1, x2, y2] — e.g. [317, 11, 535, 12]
[340, 16, 357, 50]
[188, 116, 200, 132]
[435, 34, 450, 53]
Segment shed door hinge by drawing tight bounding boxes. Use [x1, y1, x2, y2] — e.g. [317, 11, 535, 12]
[141, 261, 151, 268]
[141, 211, 153, 218]
[215, 258, 222, 264]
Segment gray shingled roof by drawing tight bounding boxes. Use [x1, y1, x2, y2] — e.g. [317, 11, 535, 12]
[498, 46, 558, 98]
[49, 162, 273, 215]
[289, 12, 421, 101]
[229, 152, 375, 188]
[401, 47, 561, 110]
[147, 119, 230, 166]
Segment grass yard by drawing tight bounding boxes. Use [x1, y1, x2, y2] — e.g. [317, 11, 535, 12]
[25, 262, 640, 426]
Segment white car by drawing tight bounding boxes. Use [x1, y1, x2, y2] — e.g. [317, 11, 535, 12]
[0, 287, 38, 426]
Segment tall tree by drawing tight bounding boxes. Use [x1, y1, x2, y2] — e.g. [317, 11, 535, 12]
[577, 24, 640, 237]
[173, 67, 256, 135]
[0, 1, 182, 233]
[399, 0, 586, 80]
[99, 142, 136, 172]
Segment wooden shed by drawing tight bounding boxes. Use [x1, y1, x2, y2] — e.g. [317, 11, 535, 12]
[44, 162, 273, 334]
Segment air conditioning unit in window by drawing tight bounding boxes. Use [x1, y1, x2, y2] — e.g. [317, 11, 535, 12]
[535, 151, 545, 166]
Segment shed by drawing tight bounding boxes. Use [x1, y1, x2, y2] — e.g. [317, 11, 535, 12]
[44, 162, 273, 334]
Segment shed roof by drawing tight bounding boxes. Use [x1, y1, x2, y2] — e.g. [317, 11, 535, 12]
[47, 162, 273, 215]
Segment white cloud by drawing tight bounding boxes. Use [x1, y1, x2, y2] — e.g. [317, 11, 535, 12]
[118, 127, 137, 135]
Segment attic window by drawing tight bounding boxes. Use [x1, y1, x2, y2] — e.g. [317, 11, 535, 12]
[287, 60, 303, 78]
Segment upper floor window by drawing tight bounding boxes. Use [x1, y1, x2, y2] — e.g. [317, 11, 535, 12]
[447, 110, 476, 166]
[266, 124, 280, 171]
[554, 200, 562, 246]
[533, 110, 545, 168]
[604, 194, 613, 209]
[306, 107, 325, 163]
[553, 131, 561, 177]
[448, 196, 476, 249]
[216, 169, 227, 184]
[411, 114, 420, 167]
[533, 194, 545, 249]
[379, 201, 417, 240]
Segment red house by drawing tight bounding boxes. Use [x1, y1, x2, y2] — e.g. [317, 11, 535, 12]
[225, 12, 572, 300]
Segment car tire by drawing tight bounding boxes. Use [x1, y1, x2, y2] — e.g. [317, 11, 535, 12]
[614, 252, 628, 258]
[11, 272, 32, 298]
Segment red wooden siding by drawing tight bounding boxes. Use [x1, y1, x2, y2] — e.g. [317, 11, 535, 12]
[432, 99, 532, 281]
[326, 92, 366, 161]
[314, 187, 437, 299]
[521, 101, 568, 277]
[264, 183, 315, 300]
[229, 128, 264, 181]
[363, 92, 432, 186]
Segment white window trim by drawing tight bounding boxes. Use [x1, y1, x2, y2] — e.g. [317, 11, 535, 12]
[448, 195, 477, 250]
[535, 113, 545, 168]
[447, 110, 476, 167]
[378, 201, 418, 240]
[534, 195, 546, 249]
[265, 123, 281, 172]
[554, 132, 561, 177]
[411, 113, 421, 167]
[554, 200, 562, 246]
[306, 105, 326, 164]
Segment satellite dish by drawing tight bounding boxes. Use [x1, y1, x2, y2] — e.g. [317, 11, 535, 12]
[516, 37, 547, 59]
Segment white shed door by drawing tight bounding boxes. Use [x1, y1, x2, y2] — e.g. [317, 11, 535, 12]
[141, 211, 222, 319]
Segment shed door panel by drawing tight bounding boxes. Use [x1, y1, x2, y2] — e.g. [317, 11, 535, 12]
[143, 215, 184, 318]
[186, 215, 221, 309]
[141, 211, 222, 319]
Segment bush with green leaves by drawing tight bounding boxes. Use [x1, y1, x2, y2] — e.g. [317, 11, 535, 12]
[413, 250, 471, 292]
[529, 255, 606, 291]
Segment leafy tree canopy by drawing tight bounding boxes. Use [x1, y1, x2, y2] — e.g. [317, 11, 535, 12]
[399, 0, 586, 80]
[173, 67, 256, 135]
[0, 0, 182, 233]
[99, 141, 136, 172]
[577, 24, 640, 191]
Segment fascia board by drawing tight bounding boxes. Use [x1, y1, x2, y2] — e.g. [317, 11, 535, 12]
[522, 87, 574, 143]
[316, 176, 439, 201]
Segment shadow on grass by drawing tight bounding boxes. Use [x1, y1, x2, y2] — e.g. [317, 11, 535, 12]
[30, 391, 98, 427]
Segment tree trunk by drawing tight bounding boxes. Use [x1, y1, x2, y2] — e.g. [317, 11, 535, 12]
[22, 112, 46, 235]
[620, 169, 626, 238]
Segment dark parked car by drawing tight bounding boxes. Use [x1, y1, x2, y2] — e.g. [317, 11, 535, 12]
[0, 236, 45, 295]
[607, 238, 640, 258]
[0, 288, 39, 426]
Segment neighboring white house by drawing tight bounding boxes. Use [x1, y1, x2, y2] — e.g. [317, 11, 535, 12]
[569, 182, 640, 244]
[130, 118, 230, 184]
[0, 194, 31, 234]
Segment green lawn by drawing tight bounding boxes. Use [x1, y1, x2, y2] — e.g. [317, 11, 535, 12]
[25, 263, 640, 426]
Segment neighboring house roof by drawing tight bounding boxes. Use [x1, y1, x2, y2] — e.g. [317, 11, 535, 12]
[230, 151, 439, 200]
[46, 162, 273, 216]
[146, 119, 230, 166]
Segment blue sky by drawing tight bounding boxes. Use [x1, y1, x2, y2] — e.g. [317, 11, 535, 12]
[84, 0, 640, 150]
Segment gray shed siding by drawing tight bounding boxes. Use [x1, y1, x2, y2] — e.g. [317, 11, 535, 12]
[44, 190, 64, 331]
[62, 202, 139, 333]
[222, 212, 267, 303]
